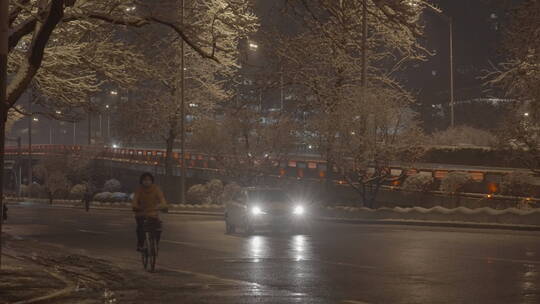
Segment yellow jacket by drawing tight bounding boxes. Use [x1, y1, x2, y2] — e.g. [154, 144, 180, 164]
[132, 184, 167, 218]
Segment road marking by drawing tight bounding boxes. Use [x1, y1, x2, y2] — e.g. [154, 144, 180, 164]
[162, 266, 260, 287]
[161, 239, 201, 247]
[77, 229, 106, 235]
[467, 256, 540, 265]
[320, 260, 376, 270]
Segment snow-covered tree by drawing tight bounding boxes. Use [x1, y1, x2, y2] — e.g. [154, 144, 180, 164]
[7, 0, 257, 109]
[485, 0, 540, 174]
[191, 111, 299, 186]
[274, 0, 427, 207]
[2, 0, 258, 212]
[33, 155, 71, 203]
[113, 0, 257, 193]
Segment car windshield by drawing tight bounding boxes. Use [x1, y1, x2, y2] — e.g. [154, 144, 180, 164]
[248, 189, 289, 203]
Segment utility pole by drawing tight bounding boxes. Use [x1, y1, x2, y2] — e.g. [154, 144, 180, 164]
[28, 90, 33, 185]
[449, 17, 455, 128]
[179, 0, 186, 204]
[17, 137, 21, 196]
[87, 113, 92, 145]
[280, 66, 284, 112]
[361, 0, 368, 92]
[0, 0, 9, 269]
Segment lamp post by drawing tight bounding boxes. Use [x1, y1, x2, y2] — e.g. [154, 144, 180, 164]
[179, 0, 186, 204]
[422, 4, 455, 128]
[105, 104, 110, 140]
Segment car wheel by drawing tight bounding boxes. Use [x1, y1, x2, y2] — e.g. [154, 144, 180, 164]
[225, 215, 236, 234]
[245, 223, 254, 235]
[293, 224, 310, 235]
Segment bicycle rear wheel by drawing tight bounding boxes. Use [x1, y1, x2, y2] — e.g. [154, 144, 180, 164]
[147, 233, 157, 272]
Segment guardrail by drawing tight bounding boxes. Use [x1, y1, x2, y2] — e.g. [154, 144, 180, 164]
[4, 144, 539, 199]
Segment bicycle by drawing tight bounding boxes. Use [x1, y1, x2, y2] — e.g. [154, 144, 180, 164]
[140, 216, 162, 272]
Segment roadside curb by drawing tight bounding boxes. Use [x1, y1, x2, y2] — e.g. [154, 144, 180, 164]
[36, 204, 225, 217]
[11, 201, 540, 231]
[318, 217, 540, 232]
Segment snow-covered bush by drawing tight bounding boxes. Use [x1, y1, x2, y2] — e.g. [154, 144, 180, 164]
[28, 183, 47, 198]
[206, 179, 224, 204]
[500, 171, 536, 197]
[187, 184, 209, 204]
[111, 192, 129, 202]
[103, 179, 121, 193]
[20, 184, 29, 197]
[402, 174, 434, 192]
[69, 184, 87, 200]
[220, 182, 241, 204]
[440, 171, 473, 193]
[431, 126, 496, 147]
[94, 192, 113, 202]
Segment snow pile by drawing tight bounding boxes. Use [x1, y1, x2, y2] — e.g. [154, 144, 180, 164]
[326, 205, 540, 226]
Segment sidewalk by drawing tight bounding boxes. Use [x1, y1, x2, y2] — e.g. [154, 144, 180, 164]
[0, 234, 251, 304]
[0, 254, 72, 304]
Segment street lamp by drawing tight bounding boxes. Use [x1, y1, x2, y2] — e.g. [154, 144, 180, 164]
[110, 90, 118, 96]
[249, 42, 258, 50]
[422, 5, 455, 128]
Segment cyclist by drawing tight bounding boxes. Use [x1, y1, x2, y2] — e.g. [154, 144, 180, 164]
[132, 172, 168, 252]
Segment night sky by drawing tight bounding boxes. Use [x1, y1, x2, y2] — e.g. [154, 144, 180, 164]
[255, 0, 520, 128]
[410, 0, 511, 104]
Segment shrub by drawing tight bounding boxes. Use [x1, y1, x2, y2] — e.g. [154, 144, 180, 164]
[20, 184, 29, 197]
[220, 182, 241, 204]
[69, 184, 87, 200]
[94, 192, 113, 202]
[440, 171, 473, 193]
[111, 192, 129, 202]
[206, 179, 224, 204]
[500, 171, 536, 197]
[28, 183, 47, 198]
[431, 126, 496, 147]
[103, 179, 121, 193]
[187, 184, 209, 204]
[402, 174, 434, 192]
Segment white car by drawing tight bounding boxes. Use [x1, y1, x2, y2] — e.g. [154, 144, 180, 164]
[224, 187, 310, 235]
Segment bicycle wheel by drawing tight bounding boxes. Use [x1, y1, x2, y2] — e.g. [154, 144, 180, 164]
[148, 233, 157, 272]
[141, 234, 149, 270]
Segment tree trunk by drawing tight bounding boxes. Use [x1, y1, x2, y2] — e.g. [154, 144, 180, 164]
[0, 0, 8, 268]
[164, 127, 177, 201]
[325, 159, 334, 205]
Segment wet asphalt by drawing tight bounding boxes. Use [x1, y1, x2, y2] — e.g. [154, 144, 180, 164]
[5, 203, 540, 304]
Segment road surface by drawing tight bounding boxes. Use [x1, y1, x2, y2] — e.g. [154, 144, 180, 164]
[5, 202, 540, 303]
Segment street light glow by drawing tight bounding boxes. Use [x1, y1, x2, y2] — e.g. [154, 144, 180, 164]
[524, 112, 529, 117]
[406, 0, 419, 8]
[125, 6, 136, 12]
[110, 90, 118, 95]
[105, 104, 110, 109]
[249, 42, 258, 50]
[55, 110, 62, 115]
[33, 117, 39, 122]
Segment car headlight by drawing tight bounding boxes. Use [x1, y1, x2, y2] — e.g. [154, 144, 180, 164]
[251, 206, 263, 215]
[293, 205, 305, 215]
